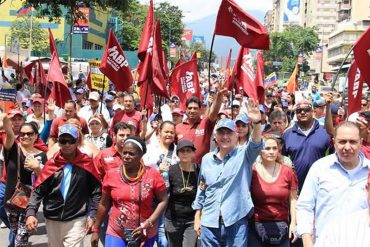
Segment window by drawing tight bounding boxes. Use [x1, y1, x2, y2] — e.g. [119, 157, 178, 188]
[83, 41, 93, 50]
[95, 44, 103, 50]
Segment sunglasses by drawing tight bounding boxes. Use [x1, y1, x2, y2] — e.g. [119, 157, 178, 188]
[19, 131, 35, 137]
[232, 105, 240, 108]
[171, 100, 179, 103]
[295, 108, 312, 114]
[58, 138, 77, 145]
[266, 95, 273, 98]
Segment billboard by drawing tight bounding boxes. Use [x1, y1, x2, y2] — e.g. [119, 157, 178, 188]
[73, 7, 90, 34]
[88, 60, 110, 91]
[283, 0, 301, 24]
[192, 36, 205, 45]
[182, 29, 193, 42]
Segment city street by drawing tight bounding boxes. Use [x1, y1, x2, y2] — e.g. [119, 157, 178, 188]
[0, 211, 103, 247]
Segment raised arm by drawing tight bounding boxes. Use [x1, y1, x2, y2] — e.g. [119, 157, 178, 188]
[208, 88, 228, 122]
[0, 113, 15, 151]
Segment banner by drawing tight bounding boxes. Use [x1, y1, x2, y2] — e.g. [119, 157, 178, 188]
[0, 88, 17, 102]
[89, 60, 109, 91]
[73, 7, 90, 34]
[347, 60, 364, 115]
[283, 0, 301, 24]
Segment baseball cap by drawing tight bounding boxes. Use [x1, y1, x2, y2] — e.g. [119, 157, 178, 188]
[232, 100, 240, 107]
[215, 118, 236, 132]
[171, 95, 180, 101]
[32, 98, 44, 105]
[218, 110, 229, 118]
[58, 124, 79, 139]
[105, 95, 114, 101]
[89, 91, 100, 101]
[235, 94, 243, 100]
[235, 114, 249, 124]
[172, 108, 184, 116]
[21, 98, 28, 104]
[8, 109, 24, 118]
[313, 99, 326, 108]
[88, 116, 102, 125]
[176, 140, 196, 154]
[295, 99, 312, 109]
[76, 88, 84, 94]
[113, 104, 123, 111]
[259, 105, 267, 113]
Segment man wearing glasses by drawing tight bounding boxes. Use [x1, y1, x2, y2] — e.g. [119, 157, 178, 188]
[26, 124, 101, 246]
[282, 99, 330, 191]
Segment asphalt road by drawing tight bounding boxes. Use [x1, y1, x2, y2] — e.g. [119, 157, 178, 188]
[0, 211, 103, 247]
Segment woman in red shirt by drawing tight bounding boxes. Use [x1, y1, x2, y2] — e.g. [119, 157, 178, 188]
[249, 135, 298, 247]
[91, 136, 168, 247]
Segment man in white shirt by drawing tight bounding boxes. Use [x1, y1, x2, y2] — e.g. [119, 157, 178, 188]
[78, 91, 110, 129]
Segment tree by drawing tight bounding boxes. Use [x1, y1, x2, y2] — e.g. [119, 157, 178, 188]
[264, 25, 319, 74]
[189, 42, 217, 71]
[9, 15, 48, 54]
[155, 2, 184, 47]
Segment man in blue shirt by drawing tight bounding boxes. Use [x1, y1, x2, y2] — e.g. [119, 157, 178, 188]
[282, 99, 331, 191]
[296, 121, 370, 246]
[192, 102, 263, 246]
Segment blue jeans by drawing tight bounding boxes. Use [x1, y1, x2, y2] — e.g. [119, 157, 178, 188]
[157, 214, 168, 247]
[248, 222, 290, 247]
[0, 182, 15, 247]
[105, 234, 156, 247]
[201, 216, 248, 247]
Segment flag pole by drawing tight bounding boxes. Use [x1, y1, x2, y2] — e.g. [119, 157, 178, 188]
[208, 33, 216, 92]
[331, 45, 354, 91]
[100, 75, 106, 114]
[28, 8, 33, 58]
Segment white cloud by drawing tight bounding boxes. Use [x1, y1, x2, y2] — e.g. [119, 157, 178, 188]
[138, 0, 272, 22]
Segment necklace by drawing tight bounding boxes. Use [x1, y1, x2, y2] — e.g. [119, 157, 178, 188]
[260, 162, 278, 180]
[180, 164, 192, 192]
[123, 163, 145, 182]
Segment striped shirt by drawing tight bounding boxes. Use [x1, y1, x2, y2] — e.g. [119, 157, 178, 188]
[315, 209, 370, 247]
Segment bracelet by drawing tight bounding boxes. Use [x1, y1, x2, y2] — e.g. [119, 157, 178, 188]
[91, 228, 100, 233]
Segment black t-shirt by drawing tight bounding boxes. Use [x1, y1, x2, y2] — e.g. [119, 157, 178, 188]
[165, 163, 198, 222]
[4, 142, 47, 203]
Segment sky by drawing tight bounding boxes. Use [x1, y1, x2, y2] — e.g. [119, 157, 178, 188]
[138, 0, 272, 22]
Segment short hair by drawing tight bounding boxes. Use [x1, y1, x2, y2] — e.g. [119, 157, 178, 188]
[334, 121, 361, 139]
[123, 93, 135, 101]
[113, 122, 132, 135]
[269, 110, 287, 123]
[186, 96, 201, 108]
[124, 136, 147, 155]
[64, 100, 77, 109]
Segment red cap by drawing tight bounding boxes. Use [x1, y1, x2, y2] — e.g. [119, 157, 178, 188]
[218, 110, 229, 117]
[32, 98, 44, 104]
[21, 98, 28, 104]
[8, 109, 24, 118]
[235, 94, 243, 100]
[172, 108, 184, 116]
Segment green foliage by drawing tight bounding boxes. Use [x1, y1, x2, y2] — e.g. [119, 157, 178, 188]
[9, 15, 48, 53]
[264, 25, 319, 73]
[155, 2, 184, 47]
[188, 42, 217, 71]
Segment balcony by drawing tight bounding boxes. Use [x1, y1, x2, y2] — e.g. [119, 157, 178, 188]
[337, 3, 351, 11]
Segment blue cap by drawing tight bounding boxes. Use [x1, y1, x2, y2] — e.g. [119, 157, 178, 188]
[259, 104, 267, 113]
[76, 88, 84, 94]
[235, 114, 249, 124]
[58, 124, 79, 139]
[313, 99, 326, 108]
[105, 95, 114, 101]
[216, 118, 236, 132]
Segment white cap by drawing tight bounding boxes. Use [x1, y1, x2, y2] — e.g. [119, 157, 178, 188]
[113, 104, 123, 111]
[232, 100, 240, 106]
[89, 91, 100, 101]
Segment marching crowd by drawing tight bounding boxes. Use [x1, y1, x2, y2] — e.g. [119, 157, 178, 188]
[0, 75, 369, 247]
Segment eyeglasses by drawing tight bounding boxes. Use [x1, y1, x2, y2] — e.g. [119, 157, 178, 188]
[19, 131, 35, 137]
[232, 105, 240, 108]
[58, 138, 77, 145]
[171, 100, 179, 103]
[295, 108, 312, 114]
[266, 95, 273, 98]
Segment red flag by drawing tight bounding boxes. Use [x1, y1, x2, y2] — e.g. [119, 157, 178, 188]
[347, 60, 364, 115]
[353, 27, 370, 87]
[138, 0, 154, 61]
[230, 47, 257, 100]
[24, 62, 35, 84]
[214, 0, 270, 50]
[100, 29, 133, 92]
[162, 50, 169, 77]
[86, 71, 93, 91]
[223, 49, 232, 89]
[38, 59, 47, 86]
[254, 51, 265, 103]
[48, 28, 58, 57]
[139, 79, 154, 116]
[287, 63, 299, 93]
[37, 59, 50, 98]
[47, 53, 71, 108]
[170, 53, 201, 110]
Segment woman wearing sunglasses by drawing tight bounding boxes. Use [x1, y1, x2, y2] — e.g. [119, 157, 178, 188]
[165, 140, 198, 247]
[1, 114, 47, 247]
[91, 136, 168, 247]
[249, 135, 298, 247]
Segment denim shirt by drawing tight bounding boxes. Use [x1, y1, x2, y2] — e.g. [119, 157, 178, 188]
[192, 139, 263, 228]
[296, 153, 370, 240]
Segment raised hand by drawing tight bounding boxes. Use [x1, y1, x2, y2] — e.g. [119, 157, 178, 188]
[244, 99, 261, 123]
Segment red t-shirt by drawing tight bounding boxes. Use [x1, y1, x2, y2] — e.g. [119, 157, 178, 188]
[176, 117, 215, 164]
[103, 166, 166, 239]
[251, 164, 298, 222]
[110, 110, 142, 136]
[361, 141, 370, 159]
[49, 116, 89, 139]
[94, 146, 123, 182]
